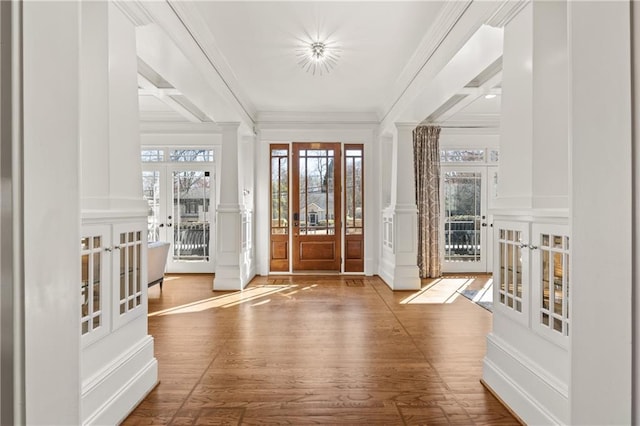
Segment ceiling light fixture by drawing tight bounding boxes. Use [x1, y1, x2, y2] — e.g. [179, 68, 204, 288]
[484, 94, 497, 99]
[296, 40, 340, 76]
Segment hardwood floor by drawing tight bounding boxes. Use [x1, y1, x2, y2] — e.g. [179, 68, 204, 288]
[124, 274, 519, 425]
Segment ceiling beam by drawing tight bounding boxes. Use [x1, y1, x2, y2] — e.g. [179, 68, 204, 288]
[427, 71, 502, 124]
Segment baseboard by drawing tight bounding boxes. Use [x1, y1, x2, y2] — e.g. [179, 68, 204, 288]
[82, 336, 158, 425]
[480, 379, 526, 425]
[483, 334, 568, 425]
[378, 257, 394, 289]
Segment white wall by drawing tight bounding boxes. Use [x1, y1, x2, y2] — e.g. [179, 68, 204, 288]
[496, 4, 532, 209]
[570, 2, 633, 424]
[22, 2, 81, 423]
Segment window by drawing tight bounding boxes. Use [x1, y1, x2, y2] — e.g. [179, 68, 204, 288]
[345, 147, 363, 235]
[271, 146, 289, 235]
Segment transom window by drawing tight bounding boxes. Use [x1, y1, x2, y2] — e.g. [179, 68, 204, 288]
[141, 148, 214, 163]
[440, 148, 499, 164]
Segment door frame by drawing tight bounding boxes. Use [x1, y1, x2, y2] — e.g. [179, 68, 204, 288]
[142, 161, 216, 273]
[440, 164, 493, 273]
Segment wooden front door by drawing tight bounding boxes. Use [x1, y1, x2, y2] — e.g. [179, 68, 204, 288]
[292, 143, 341, 271]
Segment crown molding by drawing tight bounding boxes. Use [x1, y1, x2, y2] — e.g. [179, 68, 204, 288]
[486, 0, 531, 28]
[140, 121, 223, 135]
[256, 111, 380, 126]
[113, 1, 153, 27]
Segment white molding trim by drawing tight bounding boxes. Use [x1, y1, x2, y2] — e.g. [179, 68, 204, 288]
[485, 0, 531, 28]
[81, 336, 158, 425]
[440, 127, 501, 136]
[483, 333, 568, 425]
[256, 111, 380, 125]
[140, 121, 223, 134]
[113, 1, 153, 27]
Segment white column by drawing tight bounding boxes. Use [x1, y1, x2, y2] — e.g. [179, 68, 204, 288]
[214, 122, 243, 290]
[531, 0, 568, 209]
[386, 123, 420, 290]
[495, 4, 533, 209]
[570, 2, 632, 424]
[79, 1, 109, 210]
[22, 2, 81, 423]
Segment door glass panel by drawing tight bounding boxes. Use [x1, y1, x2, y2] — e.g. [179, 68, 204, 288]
[345, 148, 363, 235]
[173, 170, 211, 262]
[271, 152, 289, 234]
[142, 171, 160, 243]
[443, 171, 481, 263]
[299, 150, 335, 236]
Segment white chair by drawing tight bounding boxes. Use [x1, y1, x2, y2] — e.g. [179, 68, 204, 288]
[148, 241, 170, 290]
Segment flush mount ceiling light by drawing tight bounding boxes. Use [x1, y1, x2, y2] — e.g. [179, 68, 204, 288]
[484, 94, 497, 99]
[296, 39, 340, 76]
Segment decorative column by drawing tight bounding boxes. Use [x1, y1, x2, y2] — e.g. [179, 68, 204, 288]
[383, 123, 421, 290]
[214, 122, 243, 290]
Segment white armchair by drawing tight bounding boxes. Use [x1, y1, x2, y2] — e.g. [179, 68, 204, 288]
[148, 241, 170, 290]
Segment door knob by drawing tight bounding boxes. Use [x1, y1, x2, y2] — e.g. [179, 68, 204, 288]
[159, 223, 165, 228]
[481, 223, 487, 227]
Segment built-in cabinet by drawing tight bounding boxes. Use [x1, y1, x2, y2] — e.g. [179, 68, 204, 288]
[81, 222, 146, 346]
[494, 217, 569, 346]
[484, 213, 570, 424]
[80, 219, 156, 425]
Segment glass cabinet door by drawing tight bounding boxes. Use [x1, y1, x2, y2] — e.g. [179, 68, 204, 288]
[531, 224, 570, 345]
[494, 220, 530, 324]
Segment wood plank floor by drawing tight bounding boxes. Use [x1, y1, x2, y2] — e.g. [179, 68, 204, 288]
[123, 274, 518, 425]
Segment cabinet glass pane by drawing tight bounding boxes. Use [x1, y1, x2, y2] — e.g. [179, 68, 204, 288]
[93, 252, 100, 311]
[553, 252, 563, 315]
[120, 247, 126, 303]
[516, 246, 522, 297]
[136, 244, 141, 293]
[128, 245, 134, 295]
[500, 242, 506, 291]
[507, 243, 513, 294]
[542, 250, 550, 309]
[566, 254, 570, 319]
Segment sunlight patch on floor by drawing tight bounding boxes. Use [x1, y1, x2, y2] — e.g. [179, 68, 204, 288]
[400, 278, 474, 305]
[472, 278, 493, 303]
[149, 285, 297, 316]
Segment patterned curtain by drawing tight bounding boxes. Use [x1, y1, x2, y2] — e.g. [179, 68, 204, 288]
[413, 126, 441, 278]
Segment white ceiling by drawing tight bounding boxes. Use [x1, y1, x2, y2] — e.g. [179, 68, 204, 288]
[192, 1, 445, 114]
[136, 1, 503, 127]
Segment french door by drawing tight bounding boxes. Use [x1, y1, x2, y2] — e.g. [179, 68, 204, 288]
[441, 166, 493, 272]
[142, 164, 215, 273]
[291, 143, 342, 271]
